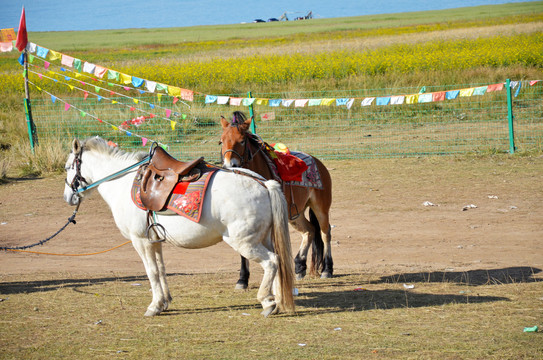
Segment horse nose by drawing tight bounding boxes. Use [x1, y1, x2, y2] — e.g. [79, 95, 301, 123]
[223, 158, 239, 168]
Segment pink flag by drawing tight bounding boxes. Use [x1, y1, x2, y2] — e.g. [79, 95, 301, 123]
[64, 103, 70, 111]
[165, 109, 171, 118]
[180, 89, 194, 101]
[94, 65, 107, 78]
[229, 97, 242, 106]
[142, 137, 148, 147]
[61, 55, 75, 67]
[44, 61, 50, 69]
[432, 91, 446, 102]
[487, 83, 504, 92]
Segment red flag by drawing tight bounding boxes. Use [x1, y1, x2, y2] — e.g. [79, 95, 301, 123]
[15, 7, 28, 51]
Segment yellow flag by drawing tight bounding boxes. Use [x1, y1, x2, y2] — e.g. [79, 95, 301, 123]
[459, 88, 475, 97]
[170, 121, 176, 130]
[168, 86, 181, 97]
[405, 94, 419, 104]
[49, 50, 61, 61]
[133, 98, 139, 104]
[321, 98, 335, 106]
[119, 73, 132, 85]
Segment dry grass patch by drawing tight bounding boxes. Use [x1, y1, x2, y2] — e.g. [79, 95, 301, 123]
[0, 269, 541, 359]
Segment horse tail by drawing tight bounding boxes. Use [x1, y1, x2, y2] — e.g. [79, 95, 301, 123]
[309, 208, 324, 275]
[264, 179, 295, 313]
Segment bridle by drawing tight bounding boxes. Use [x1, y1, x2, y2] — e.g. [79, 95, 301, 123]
[65, 145, 150, 201]
[221, 132, 265, 167]
[65, 149, 88, 199]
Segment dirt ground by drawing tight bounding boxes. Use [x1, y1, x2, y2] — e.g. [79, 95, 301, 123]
[1, 156, 542, 283]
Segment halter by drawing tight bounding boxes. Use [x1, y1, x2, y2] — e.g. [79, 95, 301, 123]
[66, 146, 150, 200]
[65, 149, 88, 197]
[221, 132, 266, 167]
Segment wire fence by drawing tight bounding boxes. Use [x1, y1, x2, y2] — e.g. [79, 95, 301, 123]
[29, 80, 543, 162]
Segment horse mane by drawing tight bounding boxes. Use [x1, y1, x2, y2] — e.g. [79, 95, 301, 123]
[231, 111, 247, 126]
[82, 136, 147, 162]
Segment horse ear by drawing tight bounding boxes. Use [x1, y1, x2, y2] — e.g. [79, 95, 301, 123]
[240, 117, 253, 132]
[72, 139, 82, 154]
[220, 116, 230, 129]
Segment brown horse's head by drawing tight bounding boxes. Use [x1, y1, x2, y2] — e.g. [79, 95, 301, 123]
[220, 111, 252, 168]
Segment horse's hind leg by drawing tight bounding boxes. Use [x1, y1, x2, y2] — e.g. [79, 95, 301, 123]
[131, 238, 168, 316]
[310, 203, 333, 278]
[227, 238, 279, 316]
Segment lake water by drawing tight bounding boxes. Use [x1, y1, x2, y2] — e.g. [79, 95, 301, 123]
[0, 0, 538, 32]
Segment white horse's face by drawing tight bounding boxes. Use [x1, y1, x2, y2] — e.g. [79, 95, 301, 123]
[63, 151, 81, 206]
[63, 139, 91, 206]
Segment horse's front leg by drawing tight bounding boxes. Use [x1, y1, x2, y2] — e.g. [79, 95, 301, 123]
[131, 237, 168, 316]
[290, 217, 313, 280]
[236, 256, 250, 290]
[155, 244, 172, 310]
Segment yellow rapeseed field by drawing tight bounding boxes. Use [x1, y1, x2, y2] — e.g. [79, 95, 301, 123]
[113, 33, 542, 91]
[4, 32, 541, 95]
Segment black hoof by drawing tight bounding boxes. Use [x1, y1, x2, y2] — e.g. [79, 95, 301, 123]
[235, 281, 248, 290]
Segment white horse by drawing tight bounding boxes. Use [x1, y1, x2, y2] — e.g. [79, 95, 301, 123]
[63, 137, 295, 317]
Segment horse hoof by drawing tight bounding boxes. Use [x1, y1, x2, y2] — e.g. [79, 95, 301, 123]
[144, 309, 158, 317]
[321, 272, 333, 279]
[260, 304, 278, 317]
[235, 282, 248, 291]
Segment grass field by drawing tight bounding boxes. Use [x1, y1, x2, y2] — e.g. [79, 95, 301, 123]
[1, 271, 541, 359]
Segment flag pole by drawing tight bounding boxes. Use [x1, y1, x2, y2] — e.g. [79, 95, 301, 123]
[23, 48, 38, 152]
[17, 6, 38, 152]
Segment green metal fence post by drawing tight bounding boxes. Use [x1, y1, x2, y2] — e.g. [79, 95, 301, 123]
[23, 49, 38, 153]
[247, 91, 256, 133]
[505, 78, 515, 154]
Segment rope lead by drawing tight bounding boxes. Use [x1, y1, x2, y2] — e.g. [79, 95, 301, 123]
[0, 203, 80, 252]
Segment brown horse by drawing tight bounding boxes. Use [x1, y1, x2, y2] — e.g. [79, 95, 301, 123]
[220, 111, 333, 289]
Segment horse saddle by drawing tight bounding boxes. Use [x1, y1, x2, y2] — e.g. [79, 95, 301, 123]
[139, 146, 204, 211]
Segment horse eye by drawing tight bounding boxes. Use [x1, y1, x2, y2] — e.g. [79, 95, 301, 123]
[218, 140, 222, 145]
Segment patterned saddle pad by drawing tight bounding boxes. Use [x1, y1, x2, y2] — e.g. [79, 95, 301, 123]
[131, 165, 219, 222]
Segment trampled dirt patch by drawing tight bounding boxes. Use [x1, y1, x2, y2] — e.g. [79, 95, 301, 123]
[1, 156, 542, 283]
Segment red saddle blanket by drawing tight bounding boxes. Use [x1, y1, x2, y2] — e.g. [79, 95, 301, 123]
[273, 151, 308, 182]
[131, 166, 218, 222]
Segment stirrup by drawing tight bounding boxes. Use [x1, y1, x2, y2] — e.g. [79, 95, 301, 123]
[146, 211, 166, 243]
